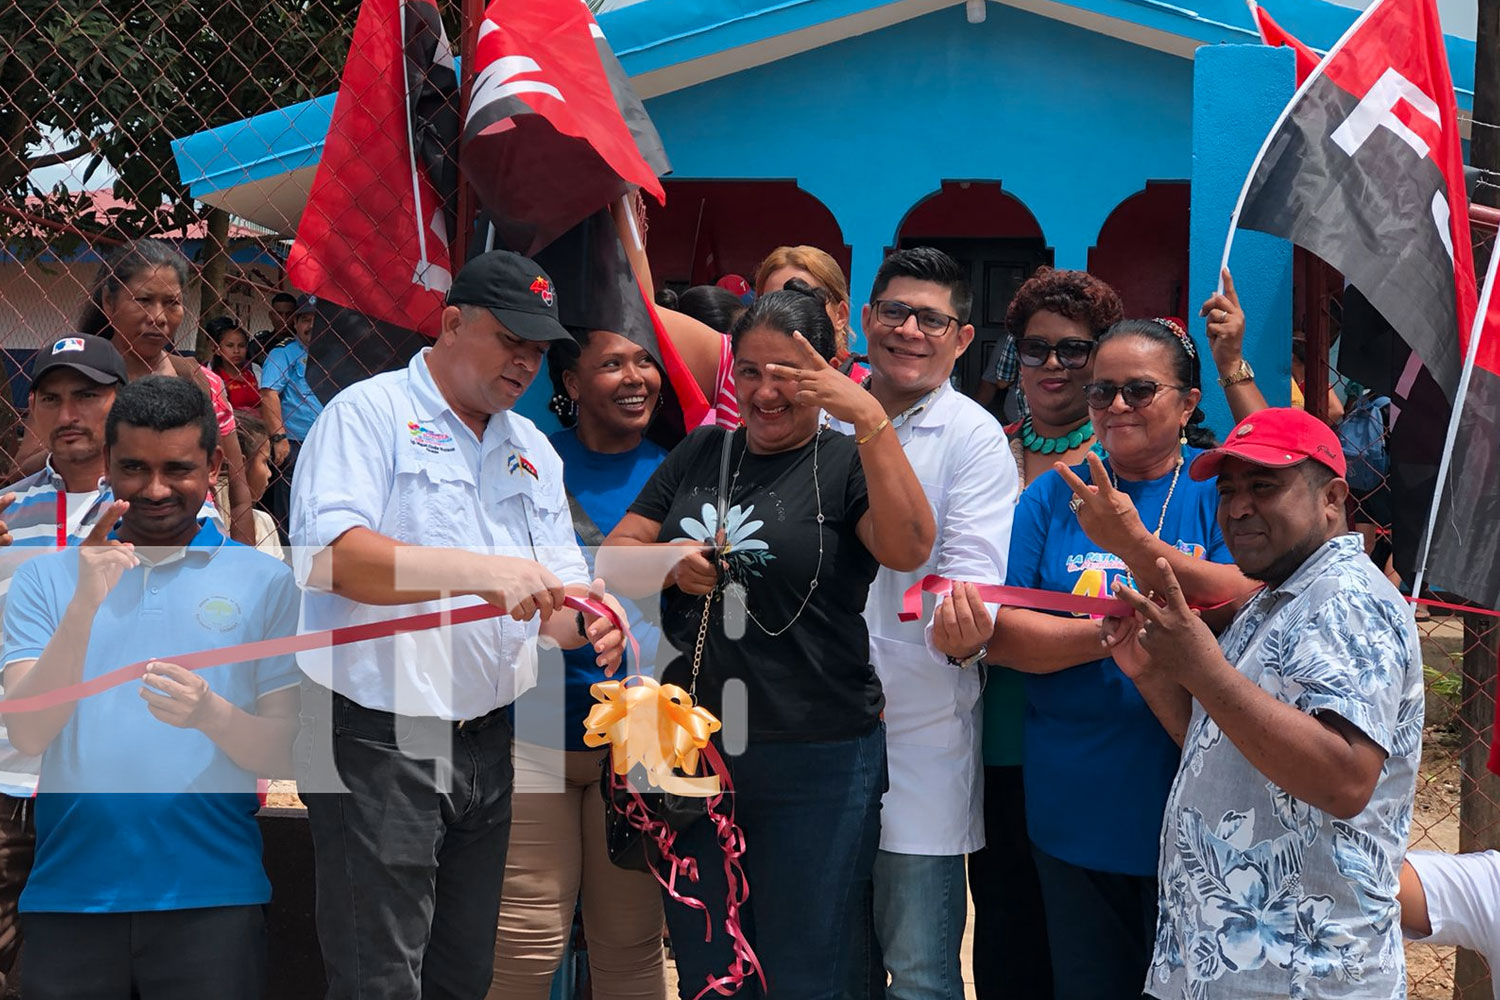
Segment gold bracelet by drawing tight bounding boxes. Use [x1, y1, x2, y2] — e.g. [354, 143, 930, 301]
[855, 416, 891, 445]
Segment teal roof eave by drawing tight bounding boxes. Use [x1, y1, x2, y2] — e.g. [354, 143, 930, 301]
[170, 0, 1477, 199]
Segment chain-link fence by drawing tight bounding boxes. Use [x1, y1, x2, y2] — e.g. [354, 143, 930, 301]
[4, 1, 1500, 996]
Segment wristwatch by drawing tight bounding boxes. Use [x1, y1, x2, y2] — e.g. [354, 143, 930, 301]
[1218, 359, 1255, 387]
[270, 432, 289, 443]
[946, 644, 988, 669]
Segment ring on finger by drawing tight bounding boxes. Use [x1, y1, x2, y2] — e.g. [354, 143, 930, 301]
[1068, 496, 1085, 513]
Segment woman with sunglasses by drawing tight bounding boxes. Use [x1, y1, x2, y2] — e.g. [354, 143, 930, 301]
[935, 318, 1254, 999]
[1003, 268, 1125, 489]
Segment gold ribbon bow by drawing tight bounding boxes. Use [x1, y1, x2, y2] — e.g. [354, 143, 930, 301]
[583, 677, 723, 797]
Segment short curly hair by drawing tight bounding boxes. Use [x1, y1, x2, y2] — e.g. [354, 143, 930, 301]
[1005, 267, 1124, 340]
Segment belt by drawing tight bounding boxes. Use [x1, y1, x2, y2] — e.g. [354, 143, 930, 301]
[330, 692, 511, 734]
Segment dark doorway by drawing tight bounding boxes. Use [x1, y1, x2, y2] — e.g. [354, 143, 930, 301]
[896, 236, 1053, 399]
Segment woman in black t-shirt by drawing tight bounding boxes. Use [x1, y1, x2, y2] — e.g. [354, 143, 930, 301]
[601, 282, 934, 998]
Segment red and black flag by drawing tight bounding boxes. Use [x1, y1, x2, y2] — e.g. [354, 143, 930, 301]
[1231, 0, 1478, 399]
[1246, 0, 1320, 84]
[462, 0, 669, 256]
[462, 0, 707, 430]
[288, 0, 458, 398]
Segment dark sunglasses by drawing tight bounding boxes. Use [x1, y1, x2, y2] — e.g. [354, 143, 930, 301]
[1015, 337, 1096, 370]
[1083, 379, 1189, 410]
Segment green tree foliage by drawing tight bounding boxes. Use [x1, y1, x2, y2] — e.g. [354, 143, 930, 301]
[2, 0, 362, 253]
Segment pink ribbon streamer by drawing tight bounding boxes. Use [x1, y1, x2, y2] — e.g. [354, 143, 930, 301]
[0, 595, 635, 714]
[614, 741, 766, 999]
[899, 574, 1131, 622]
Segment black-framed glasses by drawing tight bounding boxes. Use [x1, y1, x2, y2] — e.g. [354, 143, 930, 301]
[871, 299, 959, 337]
[1083, 379, 1189, 410]
[1016, 337, 1096, 370]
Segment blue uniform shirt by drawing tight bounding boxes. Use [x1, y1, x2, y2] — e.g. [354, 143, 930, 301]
[536, 429, 664, 750]
[1009, 449, 1231, 877]
[260, 339, 324, 442]
[1, 519, 300, 913]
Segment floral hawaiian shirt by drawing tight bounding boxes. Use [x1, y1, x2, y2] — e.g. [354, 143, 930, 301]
[1148, 534, 1424, 1000]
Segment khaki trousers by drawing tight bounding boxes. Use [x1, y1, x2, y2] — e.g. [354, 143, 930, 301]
[490, 744, 665, 1000]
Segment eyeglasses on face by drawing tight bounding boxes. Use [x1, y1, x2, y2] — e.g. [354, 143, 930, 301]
[1083, 379, 1189, 410]
[1015, 337, 1096, 370]
[871, 299, 959, 338]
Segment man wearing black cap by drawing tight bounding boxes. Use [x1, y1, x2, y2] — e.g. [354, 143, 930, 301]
[0, 333, 128, 992]
[290, 251, 628, 1000]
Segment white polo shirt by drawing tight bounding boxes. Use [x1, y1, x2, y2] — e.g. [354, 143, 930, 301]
[833, 380, 1016, 855]
[290, 349, 589, 720]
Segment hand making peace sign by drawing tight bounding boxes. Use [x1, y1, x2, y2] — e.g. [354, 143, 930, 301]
[1102, 558, 1221, 683]
[764, 332, 886, 434]
[1054, 452, 1150, 556]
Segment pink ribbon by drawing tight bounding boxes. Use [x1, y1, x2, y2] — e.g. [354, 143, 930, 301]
[899, 574, 1130, 622]
[0, 595, 635, 714]
[613, 741, 766, 999]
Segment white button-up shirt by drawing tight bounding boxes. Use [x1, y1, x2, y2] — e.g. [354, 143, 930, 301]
[290, 350, 589, 719]
[834, 381, 1016, 855]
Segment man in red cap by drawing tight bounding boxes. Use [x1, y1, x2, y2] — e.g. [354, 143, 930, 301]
[1103, 407, 1423, 1000]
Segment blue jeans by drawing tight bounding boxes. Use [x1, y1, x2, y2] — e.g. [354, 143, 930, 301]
[660, 724, 886, 1000]
[872, 851, 967, 1000]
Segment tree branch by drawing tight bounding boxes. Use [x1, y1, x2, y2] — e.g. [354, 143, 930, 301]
[25, 141, 96, 171]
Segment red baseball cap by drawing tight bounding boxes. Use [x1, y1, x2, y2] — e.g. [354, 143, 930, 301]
[1189, 407, 1347, 481]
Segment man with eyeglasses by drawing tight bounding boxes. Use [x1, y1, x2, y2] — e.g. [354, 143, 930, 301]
[827, 247, 1016, 1000]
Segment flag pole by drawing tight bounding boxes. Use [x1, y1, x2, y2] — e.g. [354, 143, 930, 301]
[1412, 245, 1500, 601]
[1217, 0, 1389, 294]
[453, 0, 484, 264]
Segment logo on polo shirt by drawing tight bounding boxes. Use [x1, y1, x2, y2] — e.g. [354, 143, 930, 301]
[407, 421, 456, 455]
[52, 337, 86, 354]
[508, 452, 539, 479]
[196, 596, 242, 632]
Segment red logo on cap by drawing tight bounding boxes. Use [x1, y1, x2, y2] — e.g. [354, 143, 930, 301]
[529, 276, 554, 307]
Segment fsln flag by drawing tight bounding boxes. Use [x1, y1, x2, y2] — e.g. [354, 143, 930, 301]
[1246, 0, 1320, 84]
[1424, 238, 1500, 613]
[1233, 0, 1477, 399]
[288, 0, 458, 337]
[461, 0, 670, 256]
[530, 206, 709, 438]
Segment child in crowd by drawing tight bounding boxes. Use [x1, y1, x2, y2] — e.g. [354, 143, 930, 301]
[234, 413, 285, 561]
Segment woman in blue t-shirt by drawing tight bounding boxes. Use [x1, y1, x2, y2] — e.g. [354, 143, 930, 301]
[490, 328, 669, 1000]
[937, 318, 1255, 999]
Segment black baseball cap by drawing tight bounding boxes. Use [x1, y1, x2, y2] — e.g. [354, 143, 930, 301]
[31, 334, 127, 389]
[292, 293, 318, 317]
[446, 251, 572, 343]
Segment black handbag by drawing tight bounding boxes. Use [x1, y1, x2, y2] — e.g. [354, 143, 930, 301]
[599, 429, 734, 872]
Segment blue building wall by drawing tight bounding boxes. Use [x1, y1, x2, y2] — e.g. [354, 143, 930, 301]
[642, 2, 1196, 311]
[1189, 44, 1295, 435]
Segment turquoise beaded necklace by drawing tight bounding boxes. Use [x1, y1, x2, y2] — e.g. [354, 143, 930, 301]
[1019, 417, 1093, 455]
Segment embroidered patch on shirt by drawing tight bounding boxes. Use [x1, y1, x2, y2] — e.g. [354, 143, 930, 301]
[508, 452, 539, 479]
[195, 596, 242, 632]
[407, 421, 456, 454]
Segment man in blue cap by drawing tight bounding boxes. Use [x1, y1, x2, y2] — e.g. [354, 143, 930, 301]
[260, 293, 325, 539]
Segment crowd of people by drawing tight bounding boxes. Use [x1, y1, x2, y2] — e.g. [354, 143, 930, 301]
[0, 231, 1481, 1000]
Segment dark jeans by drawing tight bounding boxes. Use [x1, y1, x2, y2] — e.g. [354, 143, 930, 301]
[661, 724, 887, 1000]
[21, 905, 266, 1000]
[267, 437, 301, 545]
[0, 794, 34, 997]
[298, 681, 516, 1000]
[967, 765, 1052, 1000]
[1030, 846, 1157, 1000]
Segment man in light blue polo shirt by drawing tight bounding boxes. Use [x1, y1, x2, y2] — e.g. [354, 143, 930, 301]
[291, 250, 628, 1000]
[1, 376, 300, 1000]
[260, 293, 325, 539]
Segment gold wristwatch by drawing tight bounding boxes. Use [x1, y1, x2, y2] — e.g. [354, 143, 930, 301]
[1219, 359, 1255, 387]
